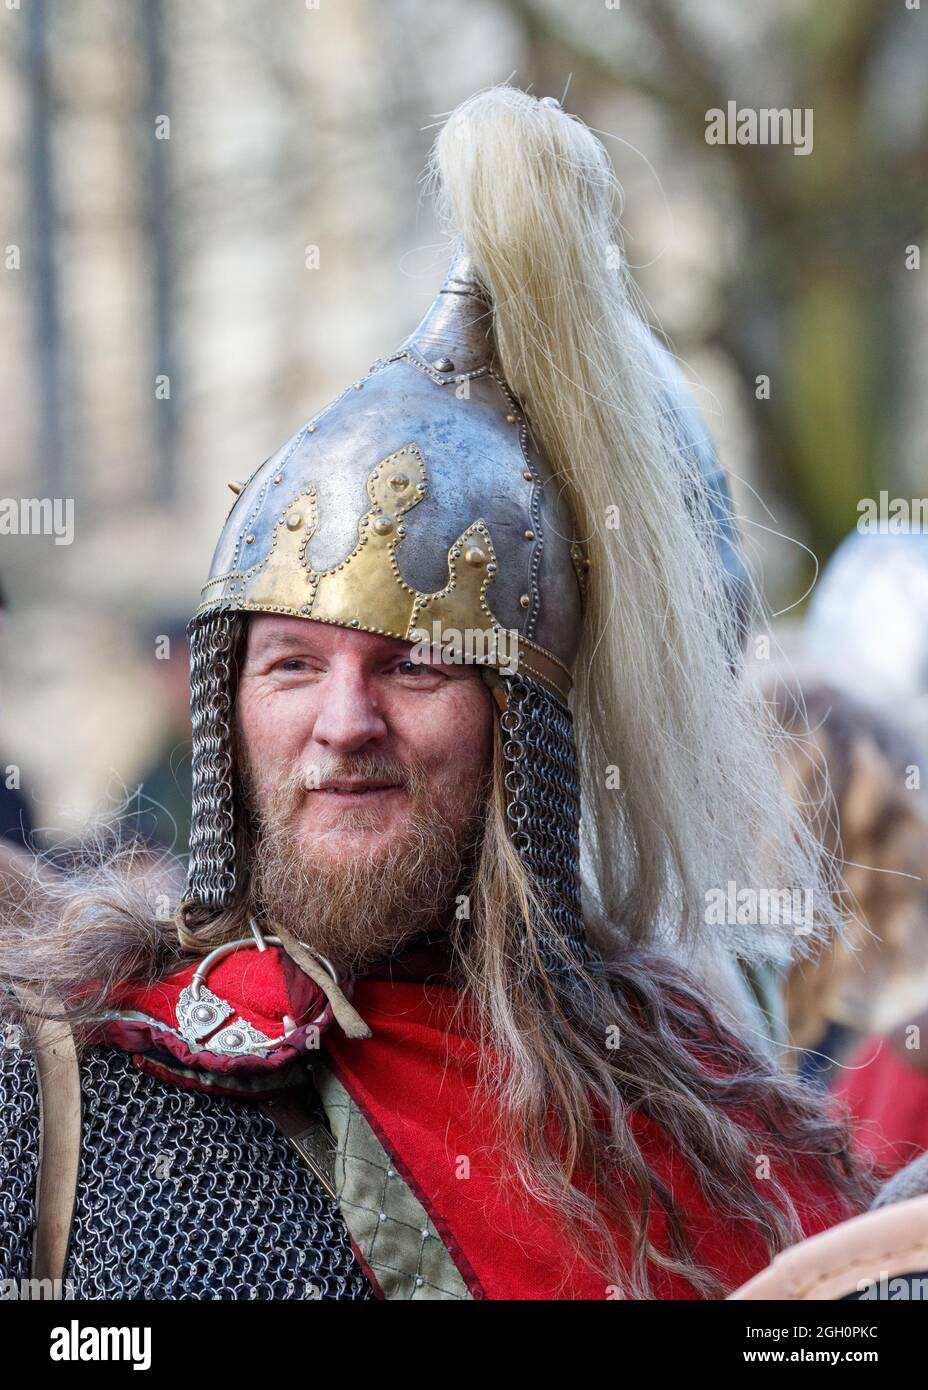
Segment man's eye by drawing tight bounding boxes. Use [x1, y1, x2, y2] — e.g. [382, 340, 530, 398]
[394, 660, 434, 677]
[277, 658, 310, 672]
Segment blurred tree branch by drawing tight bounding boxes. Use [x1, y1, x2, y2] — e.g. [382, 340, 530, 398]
[507, 0, 928, 563]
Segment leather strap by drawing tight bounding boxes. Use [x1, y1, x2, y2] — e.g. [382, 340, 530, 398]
[261, 1085, 338, 1200]
[11, 986, 82, 1290]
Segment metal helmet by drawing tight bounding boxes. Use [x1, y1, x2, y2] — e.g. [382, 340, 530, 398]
[183, 244, 746, 980]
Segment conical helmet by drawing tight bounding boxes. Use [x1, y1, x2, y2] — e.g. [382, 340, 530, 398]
[197, 246, 583, 706]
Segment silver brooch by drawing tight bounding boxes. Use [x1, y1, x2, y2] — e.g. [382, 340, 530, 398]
[175, 918, 335, 1057]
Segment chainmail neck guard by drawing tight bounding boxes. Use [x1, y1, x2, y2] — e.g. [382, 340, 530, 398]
[186, 610, 238, 913]
[497, 672, 603, 983]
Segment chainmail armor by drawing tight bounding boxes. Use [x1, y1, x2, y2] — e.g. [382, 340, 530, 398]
[499, 672, 602, 986]
[186, 610, 239, 912]
[0, 1024, 39, 1288]
[0, 1033, 373, 1300]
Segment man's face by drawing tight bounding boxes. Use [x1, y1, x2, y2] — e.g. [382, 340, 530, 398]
[234, 615, 494, 965]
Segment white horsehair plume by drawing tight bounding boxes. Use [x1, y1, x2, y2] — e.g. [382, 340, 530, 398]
[427, 85, 841, 987]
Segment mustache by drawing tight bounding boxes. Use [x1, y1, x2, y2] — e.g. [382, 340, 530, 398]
[240, 751, 430, 826]
[244, 752, 482, 971]
[299, 753, 427, 797]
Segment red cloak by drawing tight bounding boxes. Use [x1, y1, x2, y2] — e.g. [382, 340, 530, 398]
[96, 942, 855, 1299]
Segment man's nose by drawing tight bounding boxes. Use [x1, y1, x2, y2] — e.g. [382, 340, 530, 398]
[309, 665, 388, 753]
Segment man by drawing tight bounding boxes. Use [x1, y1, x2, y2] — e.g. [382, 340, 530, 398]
[0, 86, 874, 1301]
[769, 676, 928, 1088]
[792, 531, 928, 1175]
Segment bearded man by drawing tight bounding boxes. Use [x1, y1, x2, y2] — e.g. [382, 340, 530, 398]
[0, 87, 875, 1302]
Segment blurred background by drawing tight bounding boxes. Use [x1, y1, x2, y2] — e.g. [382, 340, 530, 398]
[2, 2, 928, 1135]
[2, 0, 927, 831]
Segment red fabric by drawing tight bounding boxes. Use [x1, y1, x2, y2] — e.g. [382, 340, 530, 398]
[324, 980, 852, 1300]
[835, 1035, 928, 1177]
[88, 944, 334, 1090]
[93, 944, 855, 1297]
[111, 940, 322, 1032]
